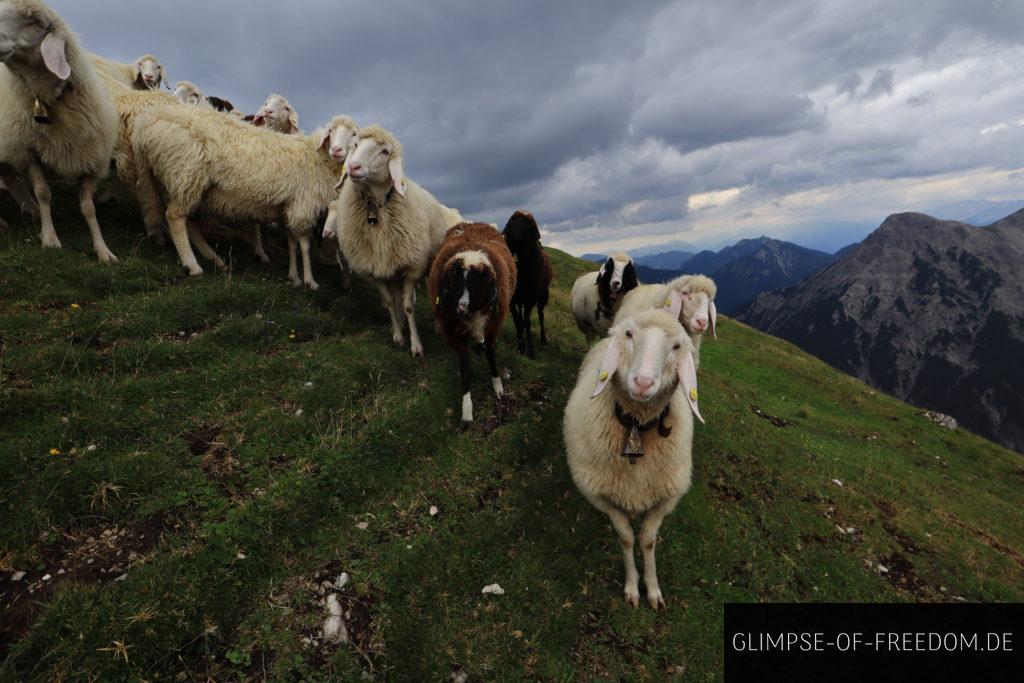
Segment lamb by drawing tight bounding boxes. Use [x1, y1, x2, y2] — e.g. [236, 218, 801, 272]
[91, 52, 166, 90]
[502, 210, 553, 358]
[130, 104, 348, 287]
[563, 309, 705, 609]
[613, 274, 718, 368]
[427, 222, 516, 426]
[0, 0, 120, 262]
[334, 124, 464, 357]
[571, 252, 640, 343]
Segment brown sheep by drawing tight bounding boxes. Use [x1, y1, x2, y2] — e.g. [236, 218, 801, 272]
[428, 222, 517, 426]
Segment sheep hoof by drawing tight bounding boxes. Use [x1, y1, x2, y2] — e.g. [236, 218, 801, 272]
[40, 235, 62, 249]
[392, 332, 405, 346]
[188, 267, 204, 277]
[410, 341, 424, 357]
[647, 591, 666, 610]
[257, 254, 271, 264]
[306, 281, 320, 291]
[290, 277, 302, 287]
[624, 590, 640, 608]
[96, 249, 119, 264]
[459, 420, 473, 431]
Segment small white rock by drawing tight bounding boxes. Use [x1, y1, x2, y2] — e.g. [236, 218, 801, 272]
[295, 409, 304, 417]
[114, 573, 128, 582]
[236, 552, 246, 560]
[846, 527, 855, 534]
[57, 568, 65, 575]
[11, 571, 26, 582]
[42, 574, 52, 581]
[335, 573, 350, 589]
[304, 382, 314, 388]
[877, 564, 889, 574]
[87, 444, 97, 452]
[322, 594, 349, 644]
[831, 479, 844, 487]
[429, 506, 439, 517]
[356, 522, 369, 530]
[481, 583, 505, 596]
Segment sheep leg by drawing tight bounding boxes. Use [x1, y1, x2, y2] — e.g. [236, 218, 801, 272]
[538, 304, 548, 346]
[401, 279, 424, 357]
[459, 348, 473, 426]
[524, 303, 536, 359]
[26, 161, 60, 248]
[375, 281, 405, 346]
[510, 304, 525, 355]
[485, 338, 503, 398]
[287, 234, 301, 286]
[590, 498, 640, 607]
[1, 172, 39, 216]
[298, 233, 319, 290]
[78, 176, 118, 263]
[185, 221, 226, 271]
[133, 174, 167, 246]
[336, 248, 352, 291]
[165, 206, 203, 276]
[638, 498, 677, 610]
[252, 225, 270, 263]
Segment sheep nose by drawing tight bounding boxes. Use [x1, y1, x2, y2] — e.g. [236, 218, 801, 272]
[693, 318, 708, 331]
[633, 376, 655, 393]
[610, 280, 622, 292]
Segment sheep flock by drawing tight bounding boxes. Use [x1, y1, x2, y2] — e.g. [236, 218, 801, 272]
[0, 0, 728, 610]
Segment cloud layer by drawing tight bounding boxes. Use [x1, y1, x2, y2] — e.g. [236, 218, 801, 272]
[52, 0, 1024, 253]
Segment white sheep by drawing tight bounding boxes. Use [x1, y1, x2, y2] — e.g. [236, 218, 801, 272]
[130, 104, 348, 287]
[171, 80, 205, 107]
[613, 274, 718, 367]
[91, 52, 166, 90]
[563, 308, 705, 609]
[333, 125, 464, 356]
[571, 252, 641, 344]
[0, 0, 119, 262]
[249, 93, 301, 266]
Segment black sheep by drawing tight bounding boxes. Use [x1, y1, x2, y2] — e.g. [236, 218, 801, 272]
[502, 210, 553, 358]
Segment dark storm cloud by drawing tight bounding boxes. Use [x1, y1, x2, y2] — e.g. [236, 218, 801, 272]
[46, 0, 1024, 252]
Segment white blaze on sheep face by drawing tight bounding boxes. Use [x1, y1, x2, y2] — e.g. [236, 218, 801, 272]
[0, 5, 51, 62]
[346, 135, 403, 194]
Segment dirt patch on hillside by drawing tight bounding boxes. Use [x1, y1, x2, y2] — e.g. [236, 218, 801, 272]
[0, 509, 184, 647]
[938, 512, 1024, 570]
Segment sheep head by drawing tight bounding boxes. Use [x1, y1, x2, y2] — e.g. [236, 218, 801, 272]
[346, 125, 405, 196]
[316, 115, 358, 175]
[592, 309, 703, 423]
[663, 274, 718, 339]
[598, 252, 639, 297]
[0, 0, 70, 79]
[133, 53, 165, 90]
[254, 93, 299, 134]
[438, 248, 497, 319]
[172, 80, 204, 106]
[502, 210, 541, 255]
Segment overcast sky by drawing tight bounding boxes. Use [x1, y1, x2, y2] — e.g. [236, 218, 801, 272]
[54, 0, 1024, 254]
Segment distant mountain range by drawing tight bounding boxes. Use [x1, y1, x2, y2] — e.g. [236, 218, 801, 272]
[584, 237, 840, 314]
[739, 210, 1024, 454]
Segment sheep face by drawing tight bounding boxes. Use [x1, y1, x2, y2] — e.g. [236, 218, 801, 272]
[318, 118, 359, 165]
[593, 312, 702, 421]
[438, 251, 497, 319]
[253, 94, 299, 134]
[502, 210, 541, 254]
[346, 127, 405, 196]
[133, 54, 165, 90]
[666, 282, 717, 338]
[0, 4, 66, 79]
[599, 253, 638, 295]
[172, 81, 204, 106]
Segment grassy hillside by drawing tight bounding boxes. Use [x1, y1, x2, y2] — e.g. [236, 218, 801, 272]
[1, 189, 1023, 681]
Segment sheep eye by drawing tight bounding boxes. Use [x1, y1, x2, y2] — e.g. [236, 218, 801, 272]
[625, 331, 633, 339]
[673, 343, 681, 350]
[381, 149, 391, 156]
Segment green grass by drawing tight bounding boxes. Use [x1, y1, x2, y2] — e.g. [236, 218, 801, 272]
[1, 188, 1022, 681]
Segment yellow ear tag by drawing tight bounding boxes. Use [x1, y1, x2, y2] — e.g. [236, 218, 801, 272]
[599, 371, 609, 381]
[664, 298, 672, 307]
[689, 388, 699, 401]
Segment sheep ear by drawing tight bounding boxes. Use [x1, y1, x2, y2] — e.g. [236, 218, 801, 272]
[288, 110, 300, 134]
[389, 157, 406, 197]
[666, 289, 684, 320]
[318, 128, 331, 150]
[40, 33, 70, 80]
[679, 351, 705, 424]
[592, 336, 622, 398]
[709, 301, 718, 339]
[132, 59, 143, 82]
